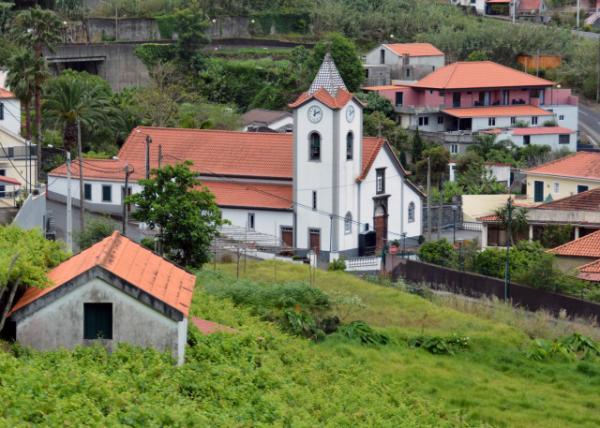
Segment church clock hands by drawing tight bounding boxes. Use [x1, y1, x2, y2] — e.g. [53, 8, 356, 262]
[308, 105, 323, 123]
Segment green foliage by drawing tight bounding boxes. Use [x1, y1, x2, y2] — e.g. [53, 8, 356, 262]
[251, 10, 311, 35]
[416, 145, 450, 188]
[411, 129, 424, 164]
[527, 333, 600, 361]
[418, 239, 456, 268]
[127, 162, 225, 267]
[540, 225, 573, 249]
[177, 102, 241, 130]
[466, 50, 488, 61]
[134, 43, 176, 67]
[408, 334, 470, 355]
[355, 91, 394, 117]
[307, 33, 364, 92]
[337, 320, 390, 345]
[171, 1, 209, 71]
[75, 216, 119, 250]
[328, 257, 346, 271]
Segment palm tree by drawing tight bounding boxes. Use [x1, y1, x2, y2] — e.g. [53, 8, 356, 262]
[43, 71, 120, 233]
[494, 200, 528, 245]
[5, 49, 38, 139]
[11, 7, 63, 179]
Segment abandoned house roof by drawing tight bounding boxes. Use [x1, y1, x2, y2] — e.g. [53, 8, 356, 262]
[577, 258, 600, 282]
[536, 187, 600, 212]
[548, 229, 600, 258]
[526, 152, 600, 181]
[11, 231, 196, 317]
[241, 109, 292, 127]
[384, 43, 444, 57]
[413, 61, 553, 89]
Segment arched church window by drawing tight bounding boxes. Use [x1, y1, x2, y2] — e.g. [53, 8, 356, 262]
[309, 132, 321, 161]
[408, 202, 415, 223]
[346, 132, 354, 160]
[345, 212, 353, 234]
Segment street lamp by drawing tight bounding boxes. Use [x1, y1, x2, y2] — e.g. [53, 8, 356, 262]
[135, 129, 153, 179]
[401, 232, 407, 258]
[49, 145, 72, 253]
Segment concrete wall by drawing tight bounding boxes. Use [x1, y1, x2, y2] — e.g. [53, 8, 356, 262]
[0, 98, 21, 136]
[47, 43, 151, 91]
[12, 192, 46, 231]
[462, 194, 513, 221]
[554, 255, 597, 273]
[15, 277, 187, 364]
[221, 207, 293, 237]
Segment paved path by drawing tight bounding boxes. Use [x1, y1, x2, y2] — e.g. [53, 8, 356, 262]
[579, 103, 600, 145]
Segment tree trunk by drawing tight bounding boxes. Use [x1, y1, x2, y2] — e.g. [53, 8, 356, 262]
[77, 118, 85, 235]
[24, 100, 32, 140]
[0, 254, 20, 334]
[34, 84, 42, 183]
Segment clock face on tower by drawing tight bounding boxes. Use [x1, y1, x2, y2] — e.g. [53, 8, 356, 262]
[346, 105, 355, 123]
[308, 105, 323, 123]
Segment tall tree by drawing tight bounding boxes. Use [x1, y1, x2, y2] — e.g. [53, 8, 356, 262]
[127, 162, 225, 267]
[5, 49, 38, 139]
[308, 33, 364, 92]
[11, 6, 62, 179]
[172, 0, 209, 71]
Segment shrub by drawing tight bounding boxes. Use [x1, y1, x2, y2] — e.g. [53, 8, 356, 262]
[418, 239, 457, 268]
[328, 257, 346, 271]
[337, 321, 390, 346]
[408, 334, 470, 355]
[527, 333, 600, 361]
[75, 216, 118, 250]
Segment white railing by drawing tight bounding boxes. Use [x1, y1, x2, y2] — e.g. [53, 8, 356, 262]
[345, 256, 381, 272]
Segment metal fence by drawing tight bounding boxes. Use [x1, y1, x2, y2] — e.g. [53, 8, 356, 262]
[392, 259, 600, 320]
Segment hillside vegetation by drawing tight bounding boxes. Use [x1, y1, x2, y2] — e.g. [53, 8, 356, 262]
[1, 261, 599, 426]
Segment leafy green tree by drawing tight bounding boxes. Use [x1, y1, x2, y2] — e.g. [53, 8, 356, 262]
[540, 225, 574, 249]
[494, 201, 529, 245]
[0, 225, 67, 332]
[307, 33, 363, 92]
[416, 145, 450, 188]
[177, 102, 241, 130]
[5, 49, 38, 139]
[355, 91, 394, 117]
[466, 50, 488, 61]
[172, 0, 209, 71]
[11, 6, 63, 176]
[75, 216, 119, 251]
[411, 129, 424, 164]
[127, 162, 226, 267]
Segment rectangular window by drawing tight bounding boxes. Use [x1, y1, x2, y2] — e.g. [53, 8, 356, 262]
[7, 147, 13, 158]
[510, 117, 516, 125]
[554, 182, 560, 193]
[376, 168, 386, 194]
[418, 116, 429, 127]
[534, 180, 544, 202]
[0, 103, 3, 120]
[451, 144, 458, 154]
[395, 91, 403, 107]
[558, 134, 570, 144]
[502, 90, 509, 105]
[247, 213, 255, 230]
[0, 169, 5, 197]
[577, 185, 589, 193]
[559, 115, 564, 120]
[406, 69, 411, 78]
[101, 185, 112, 202]
[83, 303, 113, 340]
[531, 116, 538, 125]
[523, 135, 531, 145]
[312, 191, 317, 210]
[452, 92, 461, 108]
[437, 116, 444, 124]
[488, 117, 496, 126]
[84, 183, 92, 201]
[380, 49, 385, 64]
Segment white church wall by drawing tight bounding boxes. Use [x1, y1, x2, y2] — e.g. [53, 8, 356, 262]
[220, 207, 293, 238]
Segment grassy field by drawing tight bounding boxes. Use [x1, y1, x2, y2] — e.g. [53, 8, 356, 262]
[0, 260, 599, 427]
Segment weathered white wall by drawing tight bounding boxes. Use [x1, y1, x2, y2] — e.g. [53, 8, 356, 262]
[544, 105, 578, 131]
[526, 174, 600, 202]
[49, 176, 143, 206]
[462, 194, 513, 221]
[471, 113, 553, 131]
[0, 97, 21, 136]
[15, 277, 186, 364]
[220, 207, 293, 236]
[0, 127, 37, 189]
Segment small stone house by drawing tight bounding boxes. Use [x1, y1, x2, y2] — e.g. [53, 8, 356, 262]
[10, 231, 196, 365]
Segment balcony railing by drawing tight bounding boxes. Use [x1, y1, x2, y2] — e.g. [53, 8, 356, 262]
[0, 146, 37, 160]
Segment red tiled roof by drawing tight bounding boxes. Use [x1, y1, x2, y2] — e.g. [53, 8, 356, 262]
[289, 87, 354, 109]
[192, 316, 237, 335]
[537, 188, 600, 212]
[0, 176, 21, 185]
[443, 105, 552, 118]
[11, 231, 196, 316]
[512, 126, 574, 136]
[49, 127, 387, 208]
[577, 258, 600, 281]
[384, 43, 444, 57]
[202, 181, 292, 210]
[413, 61, 553, 89]
[518, 0, 541, 10]
[548, 229, 600, 258]
[362, 85, 409, 91]
[0, 87, 15, 99]
[526, 152, 600, 181]
[478, 214, 502, 222]
[486, 0, 511, 3]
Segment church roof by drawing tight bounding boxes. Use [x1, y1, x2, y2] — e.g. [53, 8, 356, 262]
[308, 52, 347, 96]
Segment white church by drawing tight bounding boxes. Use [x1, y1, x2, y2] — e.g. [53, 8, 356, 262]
[47, 54, 424, 258]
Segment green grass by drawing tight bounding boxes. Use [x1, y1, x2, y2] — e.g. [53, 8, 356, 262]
[0, 260, 598, 427]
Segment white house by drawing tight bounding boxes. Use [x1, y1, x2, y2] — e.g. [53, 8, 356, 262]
[10, 231, 196, 365]
[47, 54, 425, 259]
[488, 126, 576, 152]
[0, 87, 21, 136]
[241, 109, 293, 132]
[364, 43, 445, 86]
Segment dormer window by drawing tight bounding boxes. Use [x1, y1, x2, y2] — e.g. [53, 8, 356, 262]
[346, 132, 353, 160]
[309, 132, 321, 161]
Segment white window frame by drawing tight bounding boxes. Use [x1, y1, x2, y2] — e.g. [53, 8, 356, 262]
[344, 212, 352, 234]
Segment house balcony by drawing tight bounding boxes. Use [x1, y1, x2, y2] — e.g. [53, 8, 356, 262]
[0, 146, 37, 160]
[412, 129, 476, 144]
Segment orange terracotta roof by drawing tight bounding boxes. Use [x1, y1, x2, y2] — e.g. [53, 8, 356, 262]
[384, 43, 444, 57]
[362, 85, 409, 91]
[478, 214, 502, 222]
[358, 137, 386, 181]
[49, 158, 131, 181]
[577, 258, 600, 281]
[487, 0, 510, 3]
[192, 316, 237, 335]
[519, 0, 542, 10]
[11, 231, 196, 317]
[548, 229, 600, 258]
[537, 188, 600, 212]
[0, 87, 15, 99]
[526, 152, 600, 181]
[413, 61, 553, 89]
[443, 105, 552, 118]
[512, 126, 574, 135]
[289, 87, 354, 109]
[0, 176, 21, 185]
[202, 181, 292, 210]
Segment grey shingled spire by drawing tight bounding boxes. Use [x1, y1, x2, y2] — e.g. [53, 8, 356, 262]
[308, 52, 347, 96]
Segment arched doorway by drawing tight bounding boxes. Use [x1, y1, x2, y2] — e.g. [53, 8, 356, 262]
[373, 201, 388, 253]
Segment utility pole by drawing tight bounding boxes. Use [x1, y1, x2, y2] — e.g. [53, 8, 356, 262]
[122, 164, 133, 236]
[597, 38, 600, 104]
[576, 0, 580, 28]
[145, 135, 152, 179]
[66, 151, 72, 253]
[158, 144, 163, 169]
[512, 0, 516, 24]
[504, 197, 513, 302]
[437, 187, 443, 240]
[535, 48, 540, 77]
[426, 156, 432, 241]
[77, 117, 85, 235]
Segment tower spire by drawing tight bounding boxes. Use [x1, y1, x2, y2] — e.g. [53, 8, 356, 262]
[308, 52, 347, 97]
